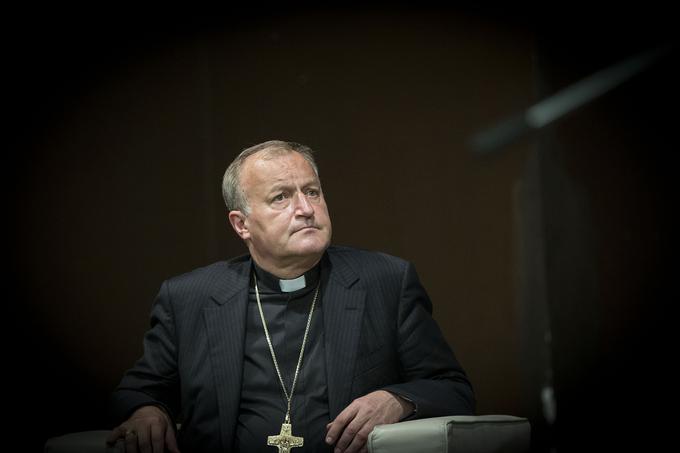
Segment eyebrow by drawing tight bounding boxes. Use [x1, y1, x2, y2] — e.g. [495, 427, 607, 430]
[267, 178, 320, 193]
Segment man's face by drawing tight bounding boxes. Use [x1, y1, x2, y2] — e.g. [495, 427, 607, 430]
[234, 151, 332, 271]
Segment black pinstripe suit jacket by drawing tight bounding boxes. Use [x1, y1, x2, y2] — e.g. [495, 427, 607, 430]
[111, 245, 475, 452]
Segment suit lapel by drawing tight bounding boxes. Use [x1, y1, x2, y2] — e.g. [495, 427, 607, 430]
[322, 252, 366, 418]
[203, 258, 250, 451]
[198, 250, 367, 446]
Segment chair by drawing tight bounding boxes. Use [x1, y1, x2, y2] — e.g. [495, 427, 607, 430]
[368, 415, 530, 453]
[44, 430, 122, 453]
[45, 415, 530, 452]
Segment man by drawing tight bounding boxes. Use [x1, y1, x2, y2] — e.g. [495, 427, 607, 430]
[107, 140, 474, 453]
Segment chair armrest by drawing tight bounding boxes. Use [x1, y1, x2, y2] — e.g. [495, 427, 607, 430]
[44, 431, 123, 453]
[367, 414, 530, 453]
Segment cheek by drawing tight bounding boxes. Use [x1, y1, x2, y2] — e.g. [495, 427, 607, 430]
[267, 217, 294, 241]
[318, 204, 331, 223]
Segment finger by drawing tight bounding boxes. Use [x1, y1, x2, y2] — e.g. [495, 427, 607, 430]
[335, 411, 371, 452]
[106, 426, 125, 444]
[150, 421, 166, 453]
[124, 429, 139, 453]
[136, 424, 152, 453]
[325, 423, 334, 445]
[326, 406, 356, 444]
[344, 425, 373, 453]
[165, 425, 181, 453]
[326, 405, 359, 445]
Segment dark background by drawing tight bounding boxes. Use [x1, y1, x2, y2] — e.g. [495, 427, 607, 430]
[7, 5, 677, 452]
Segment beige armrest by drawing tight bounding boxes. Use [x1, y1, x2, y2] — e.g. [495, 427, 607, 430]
[44, 431, 123, 453]
[367, 414, 530, 453]
[46, 417, 530, 453]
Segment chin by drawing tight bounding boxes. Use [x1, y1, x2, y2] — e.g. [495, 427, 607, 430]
[291, 237, 330, 257]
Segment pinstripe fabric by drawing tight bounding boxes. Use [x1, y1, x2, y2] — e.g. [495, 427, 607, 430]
[111, 246, 474, 452]
[203, 294, 248, 451]
[321, 261, 366, 419]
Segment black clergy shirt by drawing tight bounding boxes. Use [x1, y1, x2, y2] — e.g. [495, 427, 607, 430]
[235, 262, 332, 453]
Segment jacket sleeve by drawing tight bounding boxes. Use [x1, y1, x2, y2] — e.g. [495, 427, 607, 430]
[109, 280, 181, 425]
[381, 262, 476, 418]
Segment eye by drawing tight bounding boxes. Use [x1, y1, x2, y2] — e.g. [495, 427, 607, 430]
[306, 188, 320, 197]
[272, 193, 287, 203]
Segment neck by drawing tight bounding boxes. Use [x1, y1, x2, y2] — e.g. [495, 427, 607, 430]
[251, 254, 321, 279]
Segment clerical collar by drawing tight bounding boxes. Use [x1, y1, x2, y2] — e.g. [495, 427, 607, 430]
[252, 261, 321, 293]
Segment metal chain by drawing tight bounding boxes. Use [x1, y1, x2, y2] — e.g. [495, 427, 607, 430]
[254, 274, 320, 423]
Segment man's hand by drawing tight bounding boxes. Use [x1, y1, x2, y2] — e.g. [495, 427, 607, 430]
[325, 390, 414, 453]
[106, 405, 180, 453]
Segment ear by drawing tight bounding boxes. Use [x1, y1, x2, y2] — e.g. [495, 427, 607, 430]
[228, 211, 250, 240]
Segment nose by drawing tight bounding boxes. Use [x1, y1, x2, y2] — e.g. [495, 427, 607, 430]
[293, 191, 314, 217]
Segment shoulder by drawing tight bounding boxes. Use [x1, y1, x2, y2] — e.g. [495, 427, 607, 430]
[162, 254, 250, 297]
[327, 245, 410, 277]
[328, 245, 408, 264]
[168, 254, 248, 281]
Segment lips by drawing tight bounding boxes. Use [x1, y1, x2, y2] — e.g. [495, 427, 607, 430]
[293, 225, 318, 233]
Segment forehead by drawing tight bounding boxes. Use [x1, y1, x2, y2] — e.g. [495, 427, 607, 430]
[241, 150, 317, 186]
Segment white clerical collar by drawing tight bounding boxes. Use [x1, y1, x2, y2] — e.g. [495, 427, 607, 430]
[252, 260, 321, 294]
[279, 275, 307, 293]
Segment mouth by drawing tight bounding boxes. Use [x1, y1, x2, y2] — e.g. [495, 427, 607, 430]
[294, 225, 319, 233]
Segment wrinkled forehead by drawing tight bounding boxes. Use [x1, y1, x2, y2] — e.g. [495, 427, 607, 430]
[241, 149, 317, 186]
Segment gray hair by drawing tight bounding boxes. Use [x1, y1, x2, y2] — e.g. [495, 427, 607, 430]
[222, 140, 320, 214]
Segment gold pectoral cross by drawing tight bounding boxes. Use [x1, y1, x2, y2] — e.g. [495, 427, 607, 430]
[267, 422, 304, 453]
